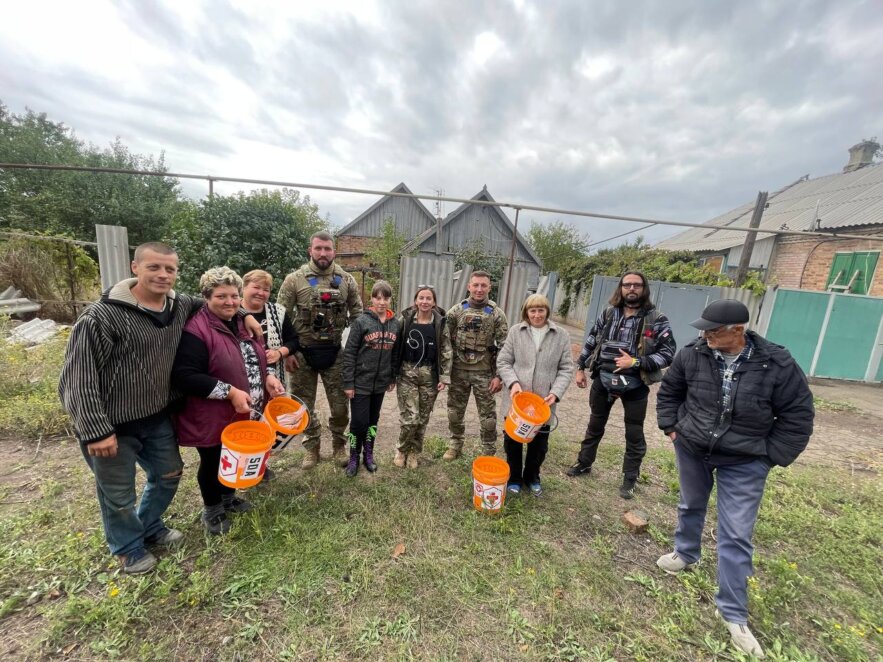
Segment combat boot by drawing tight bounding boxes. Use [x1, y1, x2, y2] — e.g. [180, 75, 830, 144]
[394, 450, 407, 467]
[363, 426, 378, 473]
[332, 444, 349, 468]
[345, 433, 360, 477]
[406, 453, 419, 469]
[301, 446, 320, 470]
[442, 448, 460, 461]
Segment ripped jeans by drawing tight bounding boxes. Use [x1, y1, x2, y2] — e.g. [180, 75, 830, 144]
[81, 412, 184, 557]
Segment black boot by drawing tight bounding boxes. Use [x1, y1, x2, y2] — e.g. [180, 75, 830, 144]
[363, 425, 378, 473]
[345, 432, 361, 478]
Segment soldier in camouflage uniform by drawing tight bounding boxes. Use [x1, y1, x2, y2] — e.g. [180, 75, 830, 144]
[277, 231, 362, 469]
[441, 271, 509, 459]
[394, 286, 452, 469]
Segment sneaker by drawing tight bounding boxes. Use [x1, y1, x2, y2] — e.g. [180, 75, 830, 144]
[394, 451, 407, 468]
[619, 477, 637, 500]
[145, 528, 184, 548]
[717, 611, 765, 658]
[301, 447, 320, 470]
[442, 448, 460, 461]
[202, 510, 231, 536]
[406, 453, 419, 469]
[222, 495, 254, 513]
[528, 481, 543, 496]
[507, 483, 521, 495]
[121, 549, 158, 575]
[262, 466, 276, 482]
[656, 552, 696, 575]
[565, 462, 592, 478]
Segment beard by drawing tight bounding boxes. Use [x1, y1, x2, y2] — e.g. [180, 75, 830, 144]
[313, 256, 331, 268]
[624, 292, 642, 307]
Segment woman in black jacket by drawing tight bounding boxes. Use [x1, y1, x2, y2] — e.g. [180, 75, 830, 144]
[341, 280, 401, 476]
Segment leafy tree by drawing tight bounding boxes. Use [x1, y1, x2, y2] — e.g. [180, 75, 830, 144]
[454, 237, 508, 298]
[166, 188, 326, 294]
[526, 220, 591, 274]
[0, 104, 182, 244]
[363, 217, 413, 301]
[556, 237, 745, 314]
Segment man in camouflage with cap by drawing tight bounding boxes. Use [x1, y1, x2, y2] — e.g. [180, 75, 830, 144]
[277, 231, 362, 469]
[441, 271, 509, 459]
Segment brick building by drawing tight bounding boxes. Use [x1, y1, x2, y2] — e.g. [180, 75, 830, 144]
[657, 140, 883, 296]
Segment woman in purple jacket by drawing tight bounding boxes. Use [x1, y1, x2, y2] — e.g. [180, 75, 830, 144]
[172, 267, 285, 535]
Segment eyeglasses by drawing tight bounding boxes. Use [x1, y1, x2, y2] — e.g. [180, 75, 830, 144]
[417, 284, 435, 291]
[622, 283, 643, 290]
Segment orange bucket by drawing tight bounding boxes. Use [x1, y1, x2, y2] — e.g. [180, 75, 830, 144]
[472, 456, 510, 514]
[263, 395, 310, 451]
[218, 420, 275, 489]
[504, 391, 551, 443]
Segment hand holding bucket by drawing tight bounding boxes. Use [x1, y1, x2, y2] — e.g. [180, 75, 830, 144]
[504, 391, 552, 443]
[263, 393, 311, 452]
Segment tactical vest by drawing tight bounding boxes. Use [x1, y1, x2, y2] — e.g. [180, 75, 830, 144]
[449, 299, 499, 367]
[292, 264, 352, 346]
[588, 306, 664, 385]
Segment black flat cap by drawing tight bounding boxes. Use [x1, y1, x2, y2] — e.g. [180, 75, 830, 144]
[690, 299, 750, 330]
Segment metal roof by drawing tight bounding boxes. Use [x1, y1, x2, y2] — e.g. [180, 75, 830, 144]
[403, 187, 544, 268]
[337, 182, 438, 237]
[658, 163, 883, 252]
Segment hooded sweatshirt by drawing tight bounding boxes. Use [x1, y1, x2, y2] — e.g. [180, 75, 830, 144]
[58, 278, 201, 445]
[341, 308, 401, 394]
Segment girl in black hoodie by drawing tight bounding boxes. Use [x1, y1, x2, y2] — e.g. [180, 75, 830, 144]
[341, 280, 401, 476]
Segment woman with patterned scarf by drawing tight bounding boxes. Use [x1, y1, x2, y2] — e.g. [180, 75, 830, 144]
[240, 269, 300, 480]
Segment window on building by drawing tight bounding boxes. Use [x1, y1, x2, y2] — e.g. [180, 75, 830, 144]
[698, 255, 725, 273]
[826, 251, 879, 295]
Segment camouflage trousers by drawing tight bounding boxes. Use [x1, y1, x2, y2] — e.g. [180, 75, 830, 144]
[286, 349, 349, 452]
[447, 366, 497, 455]
[396, 363, 440, 454]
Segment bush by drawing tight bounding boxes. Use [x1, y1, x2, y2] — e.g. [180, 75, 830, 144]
[0, 232, 99, 322]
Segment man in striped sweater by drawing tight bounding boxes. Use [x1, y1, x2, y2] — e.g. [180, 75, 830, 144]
[59, 242, 212, 573]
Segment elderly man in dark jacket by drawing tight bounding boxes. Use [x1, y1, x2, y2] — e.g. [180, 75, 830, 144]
[656, 299, 814, 659]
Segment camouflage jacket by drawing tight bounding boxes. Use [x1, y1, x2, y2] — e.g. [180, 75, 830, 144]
[443, 298, 509, 373]
[276, 260, 362, 347]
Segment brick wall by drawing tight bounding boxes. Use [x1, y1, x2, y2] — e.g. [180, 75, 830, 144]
[769, 229, 883, 296]
[336, 235, 374, 268]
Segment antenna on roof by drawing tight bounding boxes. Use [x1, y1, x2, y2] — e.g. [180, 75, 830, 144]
[432, 187, 445, 218]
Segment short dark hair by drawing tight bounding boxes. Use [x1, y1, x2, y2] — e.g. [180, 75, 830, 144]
[134, 242, 177, 262]
[470, 270, 492, 283]
[608, 271, 652, 308]
[371, 280, 393, 298]
[310, 231, 334, 246]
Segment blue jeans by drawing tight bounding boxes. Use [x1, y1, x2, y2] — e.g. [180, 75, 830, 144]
[81, 412, 184, 557]
[673, 441, 771, 624]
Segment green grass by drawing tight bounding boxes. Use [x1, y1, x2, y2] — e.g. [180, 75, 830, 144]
[0, 321, 70, 437]
[0, 436, 881, 660]
[813, 397, 860, 413]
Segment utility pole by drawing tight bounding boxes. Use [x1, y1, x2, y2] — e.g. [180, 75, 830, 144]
[735, 191, 768, 287]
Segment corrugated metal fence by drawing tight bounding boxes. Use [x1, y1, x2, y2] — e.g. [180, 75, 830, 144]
[398, 254, 458, 310]
[760, 288, 883, 382]
[96, 224, 131, 290]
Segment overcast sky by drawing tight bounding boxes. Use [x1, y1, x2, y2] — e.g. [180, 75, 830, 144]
[1, 0, 881, 248]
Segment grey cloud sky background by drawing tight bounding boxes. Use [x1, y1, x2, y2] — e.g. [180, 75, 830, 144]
[1, 0, 881, 248]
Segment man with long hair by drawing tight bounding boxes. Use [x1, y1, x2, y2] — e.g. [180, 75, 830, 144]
[566, 271, 676, 498]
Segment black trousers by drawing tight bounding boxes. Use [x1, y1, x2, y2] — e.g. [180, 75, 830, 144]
[577, 378, 649, 480]
[350, 392, 386, 449]
[504, 427, 550, 486]
[196, 445, 235, 507]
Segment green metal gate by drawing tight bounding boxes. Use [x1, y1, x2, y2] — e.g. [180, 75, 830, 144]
[763, 288, 883, 382]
